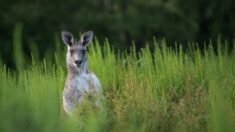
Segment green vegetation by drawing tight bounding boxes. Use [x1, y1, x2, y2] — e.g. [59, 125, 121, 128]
[0, 37, 235, 131]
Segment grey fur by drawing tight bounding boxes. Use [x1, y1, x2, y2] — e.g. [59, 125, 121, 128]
[61, 31, 102, 115]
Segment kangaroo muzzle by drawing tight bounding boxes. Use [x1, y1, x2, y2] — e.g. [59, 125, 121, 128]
[75, 60, 82, 67]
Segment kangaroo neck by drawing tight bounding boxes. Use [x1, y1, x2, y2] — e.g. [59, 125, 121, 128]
[67, 64, 87, 76]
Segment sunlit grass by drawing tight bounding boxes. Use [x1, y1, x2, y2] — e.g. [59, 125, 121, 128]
[0, 36, 235, 131]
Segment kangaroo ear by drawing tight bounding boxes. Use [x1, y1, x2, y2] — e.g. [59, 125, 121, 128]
[80, 31, 93, 47]
[61, 31, 74, 46]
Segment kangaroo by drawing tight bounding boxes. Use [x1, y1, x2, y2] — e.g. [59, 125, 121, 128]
[61, 30, 102, 115]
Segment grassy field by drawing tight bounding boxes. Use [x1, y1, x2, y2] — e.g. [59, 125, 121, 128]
[0, 35, 235, 131]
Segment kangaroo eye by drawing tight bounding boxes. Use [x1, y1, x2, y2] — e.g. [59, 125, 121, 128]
[82, 50, 86, 55]
[70, 50, 74, 55]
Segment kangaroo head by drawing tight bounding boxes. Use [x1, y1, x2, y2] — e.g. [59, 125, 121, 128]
[61, 31, 93, 69]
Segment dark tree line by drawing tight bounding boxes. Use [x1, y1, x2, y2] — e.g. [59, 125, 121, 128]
[0, 0, 235, 64]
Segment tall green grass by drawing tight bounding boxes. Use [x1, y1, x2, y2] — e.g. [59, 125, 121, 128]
[0, 37, 235, 131]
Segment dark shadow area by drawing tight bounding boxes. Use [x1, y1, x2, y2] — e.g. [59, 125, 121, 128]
[0, 0, 234, 67]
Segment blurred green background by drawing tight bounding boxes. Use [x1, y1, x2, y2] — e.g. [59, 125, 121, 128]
[1, 1, 235, 131]
[0, 0, 235, 66]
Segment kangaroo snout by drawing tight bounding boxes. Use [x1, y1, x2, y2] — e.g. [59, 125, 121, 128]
[75, 60, 82, 66]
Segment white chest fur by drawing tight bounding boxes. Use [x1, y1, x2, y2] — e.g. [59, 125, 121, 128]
[63, 72, 101, 114]
[72, 73, 101, 93]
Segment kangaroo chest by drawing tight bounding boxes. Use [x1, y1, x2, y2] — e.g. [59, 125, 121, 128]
[63, 72, 101, 114]
[69, 73, 100, 93]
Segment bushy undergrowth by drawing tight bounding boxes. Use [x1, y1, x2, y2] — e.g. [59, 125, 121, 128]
[0, 39, 235, 132]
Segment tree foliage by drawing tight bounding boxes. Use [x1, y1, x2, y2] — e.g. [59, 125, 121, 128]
[0, 0, 234, 64]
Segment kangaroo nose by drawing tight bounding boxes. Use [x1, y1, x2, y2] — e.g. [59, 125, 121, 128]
[75, 60, 82, 65]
